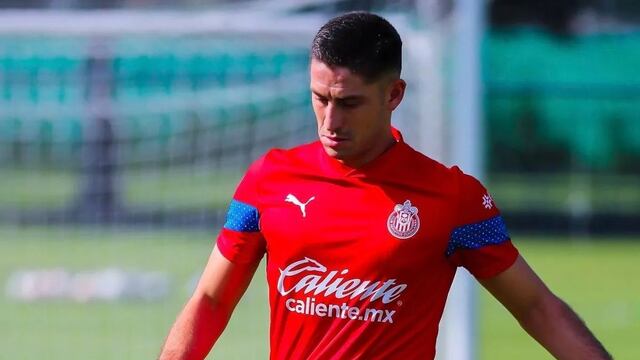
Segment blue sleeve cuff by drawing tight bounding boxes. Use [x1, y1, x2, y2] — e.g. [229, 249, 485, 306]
[223, 199, 260, 232]
[446, 215, 510, 256]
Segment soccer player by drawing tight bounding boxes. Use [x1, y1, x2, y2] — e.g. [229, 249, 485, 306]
[159, 12, 611, 360]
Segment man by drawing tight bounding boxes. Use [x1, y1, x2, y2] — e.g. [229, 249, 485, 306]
[159, 12, 611, 360]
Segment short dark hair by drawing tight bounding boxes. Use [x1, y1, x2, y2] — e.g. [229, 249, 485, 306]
[311, 11, 402, 82]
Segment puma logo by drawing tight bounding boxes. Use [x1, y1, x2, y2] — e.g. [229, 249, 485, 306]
[285, 194, 315, 218]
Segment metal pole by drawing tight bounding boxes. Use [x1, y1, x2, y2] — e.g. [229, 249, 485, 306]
[440, 1, 484, 360]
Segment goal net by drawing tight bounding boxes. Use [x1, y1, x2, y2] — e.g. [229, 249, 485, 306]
[0, 10, 325, 227]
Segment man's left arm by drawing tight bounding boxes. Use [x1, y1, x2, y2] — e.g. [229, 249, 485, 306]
[479, 255, 612, 360]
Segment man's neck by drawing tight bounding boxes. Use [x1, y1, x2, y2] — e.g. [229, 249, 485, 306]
[339, 132, 397, 169]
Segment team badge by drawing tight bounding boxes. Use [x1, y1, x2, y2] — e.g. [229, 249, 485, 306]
[387, 200, 420, 239]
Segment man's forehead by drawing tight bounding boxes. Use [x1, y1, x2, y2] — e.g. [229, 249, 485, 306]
[309, 59, 367, 95]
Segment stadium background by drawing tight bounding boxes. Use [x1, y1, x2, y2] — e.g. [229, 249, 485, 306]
[1, 0, 638, 359]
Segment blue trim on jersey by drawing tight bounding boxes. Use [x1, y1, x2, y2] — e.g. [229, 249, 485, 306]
[446, 215, 509, 256]
[224, 200, 260, 232]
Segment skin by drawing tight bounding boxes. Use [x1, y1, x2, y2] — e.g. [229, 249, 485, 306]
[310, 58, 406, 168]
[158, 59, 611, 360]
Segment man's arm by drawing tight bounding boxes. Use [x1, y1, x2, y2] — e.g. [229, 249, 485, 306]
[158, 245, 260, 360]
[479, 255, 612, 360]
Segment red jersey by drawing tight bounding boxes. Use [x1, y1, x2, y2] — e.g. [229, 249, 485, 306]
[217, 130, 518, 360]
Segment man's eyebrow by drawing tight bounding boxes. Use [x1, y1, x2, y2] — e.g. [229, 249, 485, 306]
[311, 89, 326, 98]
[311, 90, 364, 101]
[337, 95, 365, 101]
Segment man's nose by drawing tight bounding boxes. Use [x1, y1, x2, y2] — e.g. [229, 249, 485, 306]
[324, 103, 344, 132]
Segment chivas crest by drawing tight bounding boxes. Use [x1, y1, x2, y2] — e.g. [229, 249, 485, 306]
[387, 200, 420, 239]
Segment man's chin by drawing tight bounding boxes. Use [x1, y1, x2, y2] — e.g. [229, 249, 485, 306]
[322, 146, 349, 161]
[323, 146, 340, 158]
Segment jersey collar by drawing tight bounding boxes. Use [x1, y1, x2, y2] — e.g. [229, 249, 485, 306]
[318, 127, 408, 178]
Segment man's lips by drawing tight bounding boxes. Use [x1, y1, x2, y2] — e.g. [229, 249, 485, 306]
[322, 135, 350, 147]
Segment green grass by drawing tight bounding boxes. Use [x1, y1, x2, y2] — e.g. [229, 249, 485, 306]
[0, 169, 75, 209]
[0, 169, 242, 210]
[124, 170, 242, 209]
[1, 228, 638, 359]
[0, 227, 268, 359]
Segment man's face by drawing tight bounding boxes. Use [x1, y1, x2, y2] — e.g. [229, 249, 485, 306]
[310, 59, 405, 167]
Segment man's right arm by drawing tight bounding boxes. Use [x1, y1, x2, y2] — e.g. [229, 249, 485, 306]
[158, 245, 261, 360]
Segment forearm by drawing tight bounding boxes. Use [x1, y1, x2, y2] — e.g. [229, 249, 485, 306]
[517, 294, 611, 360]
[158, 294, 232, 360]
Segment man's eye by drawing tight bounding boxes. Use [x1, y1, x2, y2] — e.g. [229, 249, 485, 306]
[314, 96, 328, 104]
[339, 101, 360, 108]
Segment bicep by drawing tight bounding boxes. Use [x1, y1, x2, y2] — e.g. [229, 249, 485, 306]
[194, 245, 261, 312]
[479, 255, 553, 319]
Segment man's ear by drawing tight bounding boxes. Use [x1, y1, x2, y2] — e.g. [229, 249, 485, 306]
[387, 79, 406, 111]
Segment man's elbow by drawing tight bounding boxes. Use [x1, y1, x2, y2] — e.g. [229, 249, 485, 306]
[515, 293, 612, 360]
[189, 289, 235, 324]
[515, 291, 564, 329]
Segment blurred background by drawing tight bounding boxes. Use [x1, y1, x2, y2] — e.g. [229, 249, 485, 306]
[0, 0, 638, 359]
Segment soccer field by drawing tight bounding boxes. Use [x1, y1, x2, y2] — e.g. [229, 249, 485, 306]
[1, 227, 638, 359]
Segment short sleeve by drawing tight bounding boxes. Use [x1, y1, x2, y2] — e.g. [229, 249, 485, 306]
[216, 156, 267, 264]
[446, 167, 519, 279]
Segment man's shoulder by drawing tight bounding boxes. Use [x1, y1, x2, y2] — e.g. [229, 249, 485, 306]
[249, 141, 320, 174]
[400, 142, 458, 180]
[264, 141, 318, 163]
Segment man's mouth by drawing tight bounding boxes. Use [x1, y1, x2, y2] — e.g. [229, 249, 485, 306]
[322, 135, 350, 147]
